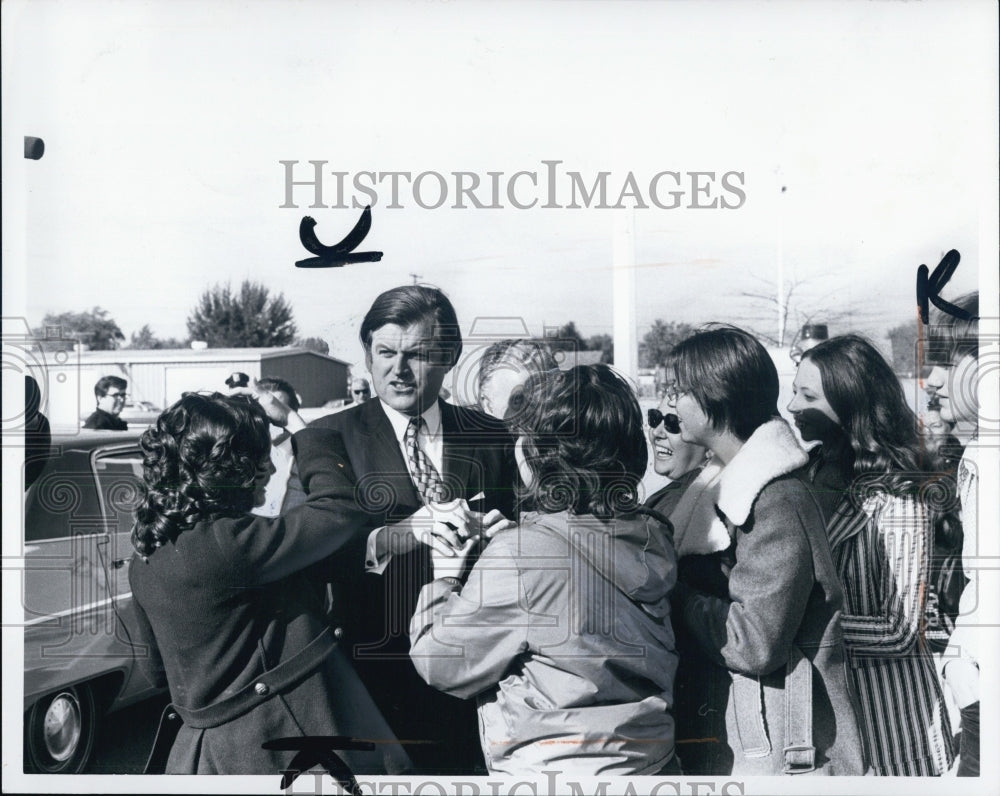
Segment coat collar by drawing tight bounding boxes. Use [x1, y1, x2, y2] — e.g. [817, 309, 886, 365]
[716, 418, 808, 526]
[669, 418, 807, 556]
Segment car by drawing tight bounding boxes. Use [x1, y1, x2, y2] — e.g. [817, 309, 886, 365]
[116, 400, 162, 427]
[22, 430, 166, 773]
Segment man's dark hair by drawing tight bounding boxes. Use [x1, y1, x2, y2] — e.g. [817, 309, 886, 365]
[94, 375, 127, 399]
[257, 377, 300, 411]
[670, 325, 779, 441]
[359, 285, 462, 367]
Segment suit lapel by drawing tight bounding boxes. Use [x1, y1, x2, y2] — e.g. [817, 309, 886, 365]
[357, 400, 421, 513]
[440, 401, 475, 502]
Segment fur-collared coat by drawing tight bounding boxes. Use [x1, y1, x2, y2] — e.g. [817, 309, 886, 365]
[670, 419, 867, 776]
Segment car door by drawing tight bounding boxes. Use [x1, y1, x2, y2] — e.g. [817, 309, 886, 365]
[23, 445, 134, 701]
[90, 444, 163, 702]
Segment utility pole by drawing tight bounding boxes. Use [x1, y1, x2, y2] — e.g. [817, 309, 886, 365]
[777, 183, 788, 346]
[409, 272, 422, 285]
[612, 208, 638, 383]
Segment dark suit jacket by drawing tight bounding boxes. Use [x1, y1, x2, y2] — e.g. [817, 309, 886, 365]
[310, 398, 518, 774]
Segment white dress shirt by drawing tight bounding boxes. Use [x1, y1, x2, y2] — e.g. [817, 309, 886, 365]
[251, 430, 295, 518]
[380, 399, 444, 482]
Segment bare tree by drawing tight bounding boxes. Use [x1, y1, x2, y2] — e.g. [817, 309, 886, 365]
[732, 273, 854, 347]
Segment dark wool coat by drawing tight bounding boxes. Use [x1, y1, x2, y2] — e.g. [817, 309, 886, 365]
[310, 398, 518, 774]
[129, 428, 410, 775]
[644, 468, 733, 775]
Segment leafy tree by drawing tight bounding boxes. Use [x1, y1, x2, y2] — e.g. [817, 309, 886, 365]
[295, 336, 330, 355]
[41, 306, 124, 350]
[638, 319, 695, 368]
[186, 280, 297, 348]
[586, 334, 614, 364]
[545, 321, 589, 354]
[887, 318, 919, 376]
[128, 324, 186, 349]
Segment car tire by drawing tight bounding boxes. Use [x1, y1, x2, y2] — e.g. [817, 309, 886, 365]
[24, 684, 98, 774]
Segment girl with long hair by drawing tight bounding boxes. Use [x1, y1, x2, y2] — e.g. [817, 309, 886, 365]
[789, 334, 954, 775]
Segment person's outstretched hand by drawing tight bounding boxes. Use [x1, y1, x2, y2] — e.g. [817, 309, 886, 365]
[230, 380, 306, 433]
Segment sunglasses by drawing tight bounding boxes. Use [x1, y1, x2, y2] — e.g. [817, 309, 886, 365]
[647, 409, 681, 434]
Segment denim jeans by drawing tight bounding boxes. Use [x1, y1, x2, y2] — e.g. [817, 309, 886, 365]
[957, 701, 980, 777]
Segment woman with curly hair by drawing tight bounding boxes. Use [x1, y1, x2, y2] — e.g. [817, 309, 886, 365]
[129, 390, 410, 775]
[788, 334, 954, 775]
[409, 364, 680, 776]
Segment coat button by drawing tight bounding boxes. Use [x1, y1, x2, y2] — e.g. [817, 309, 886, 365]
[333, 627, 344, 639]
[254, 682, 269, 696]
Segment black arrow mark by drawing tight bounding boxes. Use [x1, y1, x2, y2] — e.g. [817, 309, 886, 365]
[263, 735, 374, 793]
[295, 206, 383, 268]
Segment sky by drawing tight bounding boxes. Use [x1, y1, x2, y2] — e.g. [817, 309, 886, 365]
[4, 0, 994, 376]
[3, 4, 999, 794]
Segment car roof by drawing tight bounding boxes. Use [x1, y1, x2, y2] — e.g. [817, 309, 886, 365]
[46, 428, 144, 453]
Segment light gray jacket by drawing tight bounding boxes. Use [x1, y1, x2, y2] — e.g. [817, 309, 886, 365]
[410, 509, 678, 776]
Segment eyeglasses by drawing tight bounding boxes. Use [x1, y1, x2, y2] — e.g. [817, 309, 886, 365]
[352, 389, 370, 395]
[106, 392, 128, 400]
[647, 409, 681, 434]
[663, 386, 688, 406]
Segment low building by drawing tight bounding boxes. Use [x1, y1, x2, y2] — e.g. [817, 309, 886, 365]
[47, 347, 349, 427]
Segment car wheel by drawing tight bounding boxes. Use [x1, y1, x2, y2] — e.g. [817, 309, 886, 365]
[24, 685, 98, 773]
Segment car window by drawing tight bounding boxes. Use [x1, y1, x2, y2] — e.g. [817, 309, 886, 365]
[94, 451, 144, 535]
[24, 446, 144, 543]
[25, 452, 103, 542]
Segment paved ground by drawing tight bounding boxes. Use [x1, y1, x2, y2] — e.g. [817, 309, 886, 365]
[84, 693, 170, 774]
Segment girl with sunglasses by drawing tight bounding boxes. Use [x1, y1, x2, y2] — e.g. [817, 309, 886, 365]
[643, 391, 716, 773]
[645, 389, 712, 517]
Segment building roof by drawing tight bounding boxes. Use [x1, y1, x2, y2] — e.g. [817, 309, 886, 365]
[554, 350, 605, 369]
[76, 346, 350, 367]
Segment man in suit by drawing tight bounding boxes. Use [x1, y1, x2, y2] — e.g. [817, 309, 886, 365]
[312, 285, 518, 774]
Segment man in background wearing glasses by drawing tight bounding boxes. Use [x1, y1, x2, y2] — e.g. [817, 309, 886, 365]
[350, 376, 372, 403]
[83, 375, 129, 430]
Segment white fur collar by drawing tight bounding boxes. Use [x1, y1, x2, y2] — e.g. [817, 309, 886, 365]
[669, 419, 808, 556]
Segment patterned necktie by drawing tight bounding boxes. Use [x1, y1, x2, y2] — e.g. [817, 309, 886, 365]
[405, 416, 445, 504]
